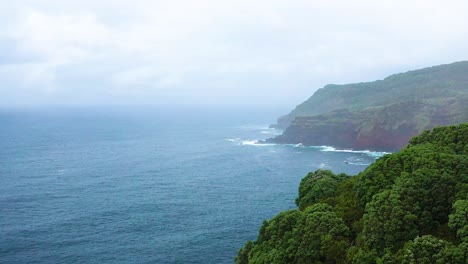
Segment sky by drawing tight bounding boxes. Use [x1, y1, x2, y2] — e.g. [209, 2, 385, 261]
[1, 0, 468, 107]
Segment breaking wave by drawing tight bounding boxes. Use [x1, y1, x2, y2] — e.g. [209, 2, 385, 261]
[225, 138, 277, 146]
[318, 146, 390, 157]
[226, 138, 390, 158]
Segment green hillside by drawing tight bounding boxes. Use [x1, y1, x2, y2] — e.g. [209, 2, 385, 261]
[274, 61, 468, 129]
[237, 124, 468, 264]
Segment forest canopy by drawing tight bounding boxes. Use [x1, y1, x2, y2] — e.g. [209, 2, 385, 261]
[236, 123, 468, 264]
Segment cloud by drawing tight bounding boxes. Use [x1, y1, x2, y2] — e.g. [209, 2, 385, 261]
[1, 0, 468, 106]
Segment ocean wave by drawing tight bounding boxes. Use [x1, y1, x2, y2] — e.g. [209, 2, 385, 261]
[234, 125, 283, 136]
[318, 146, 390, 157]
[225, 138, 277, 146]
[345, 161, 371, 166]
[241, 140, 277, 146]
[226, 138, 389, 157]
[344, 156, 372, 166]
[289, 143, 389, 157]
[308, 162, 330, 169]
[240, 140, 258, 146]
[235, 125, 271, 131]
[260, 130, 282, 135]
[318, 163, 328, 169]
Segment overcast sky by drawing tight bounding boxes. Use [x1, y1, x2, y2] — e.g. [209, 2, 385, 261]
[1, 0, 468, 107]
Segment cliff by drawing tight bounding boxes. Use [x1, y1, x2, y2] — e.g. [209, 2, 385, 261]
[269, 61, 468, 150]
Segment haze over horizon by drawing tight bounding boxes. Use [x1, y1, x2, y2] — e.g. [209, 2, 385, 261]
[1, 0, 468, 107]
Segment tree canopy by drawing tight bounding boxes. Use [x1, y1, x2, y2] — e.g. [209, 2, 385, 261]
[237, 124, 468, 264]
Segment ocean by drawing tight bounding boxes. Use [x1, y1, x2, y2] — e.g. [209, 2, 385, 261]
[0, 107, 384, 263]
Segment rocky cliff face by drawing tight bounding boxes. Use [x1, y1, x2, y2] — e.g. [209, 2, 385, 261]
[268, 97, 468, 151]
[268, 61, 468, 150]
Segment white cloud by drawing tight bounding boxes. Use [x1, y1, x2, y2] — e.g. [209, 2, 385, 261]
[8, 10, 110, 62]
[1, 0, 468, 106]
[0, 62, 56, 90]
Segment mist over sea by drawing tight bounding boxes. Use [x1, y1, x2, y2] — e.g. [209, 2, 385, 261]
[0, 107, 382, 263]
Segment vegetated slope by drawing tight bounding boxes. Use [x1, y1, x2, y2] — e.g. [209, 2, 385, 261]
[269, 61, 468, 151]
[236, 123, 468, 264]
[274, 61, 468, 129]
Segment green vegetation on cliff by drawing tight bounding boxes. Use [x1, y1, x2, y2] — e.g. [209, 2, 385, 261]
[236, 124, 468, 264]
[270, 61, 468, 151]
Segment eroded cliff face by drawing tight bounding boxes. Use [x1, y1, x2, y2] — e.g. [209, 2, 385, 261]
[268, 61, 468, 150]
[353, 125, 415, 151]
[271, 119, 420, 151]
[268, 98, 468, 151]
[270, 118, 412, 151]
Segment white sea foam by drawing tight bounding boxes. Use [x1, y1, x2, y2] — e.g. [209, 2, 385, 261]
[318, 145, 390, 157]
[309, 162, 329, 169]
[227, 137, 388, 157]
[344, 157, 371, 166]
[318, 163, 328, 169]
[241, 140, 277, 146]
[260, 130, 282, 135]
[345, 161, 371, 166]
[226, 137, 277, 146]
[236, 125, 271, 131]
[240, 140, 258, 145]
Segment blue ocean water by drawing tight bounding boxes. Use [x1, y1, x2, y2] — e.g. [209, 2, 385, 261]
[0, 107, 382, 264]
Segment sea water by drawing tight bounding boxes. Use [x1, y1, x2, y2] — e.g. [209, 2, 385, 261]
[0, 107, 383, 263]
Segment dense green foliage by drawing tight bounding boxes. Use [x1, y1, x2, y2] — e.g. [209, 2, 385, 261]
[295, 170, 348, 210]
[235, 204, 350, 264]
[236, 124, 468, 263]
[402, 235, 464, 264]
